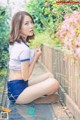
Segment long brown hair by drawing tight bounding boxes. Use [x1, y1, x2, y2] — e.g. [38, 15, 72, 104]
[9, 11, 34, 45]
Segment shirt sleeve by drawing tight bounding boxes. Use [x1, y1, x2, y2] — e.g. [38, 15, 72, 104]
[19, 48, 30, 62]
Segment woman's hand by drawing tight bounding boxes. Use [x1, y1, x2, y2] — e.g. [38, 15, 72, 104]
[34, 48, 42, 61]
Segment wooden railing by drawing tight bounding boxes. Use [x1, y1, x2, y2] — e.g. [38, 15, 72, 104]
[41, 44, 80, 120]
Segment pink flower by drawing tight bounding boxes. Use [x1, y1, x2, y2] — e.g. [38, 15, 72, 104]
[57, 11, 80, 61]
[76, 40, 80, 47]
[63, 56, 68, 61]
[76, 48, 80, 60]
[64, 14, 69, 20]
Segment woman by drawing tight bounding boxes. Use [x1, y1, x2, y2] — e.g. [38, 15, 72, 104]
[7, 11, 59, 104]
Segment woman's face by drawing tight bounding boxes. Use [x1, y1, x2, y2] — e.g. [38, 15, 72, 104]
[20, 15, 34, 39]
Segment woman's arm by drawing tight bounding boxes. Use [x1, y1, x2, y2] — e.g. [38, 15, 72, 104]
[21, 48, 41, 81]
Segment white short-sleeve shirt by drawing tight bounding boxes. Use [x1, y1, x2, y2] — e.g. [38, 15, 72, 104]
[9, 40, 35, 70]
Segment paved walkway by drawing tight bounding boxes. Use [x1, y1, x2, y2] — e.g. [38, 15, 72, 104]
[0, 62, 75, 120]
[31, 62, 75, 120]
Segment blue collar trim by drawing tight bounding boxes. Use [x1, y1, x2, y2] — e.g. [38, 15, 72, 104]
[21, 39, 29, 47]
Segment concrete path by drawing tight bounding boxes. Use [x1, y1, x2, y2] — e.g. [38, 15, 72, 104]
[31, 62, 75, 120]
[0, 62, 75, 120]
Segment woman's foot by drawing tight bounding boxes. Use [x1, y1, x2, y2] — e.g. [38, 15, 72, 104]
[34, 93, 59, 104]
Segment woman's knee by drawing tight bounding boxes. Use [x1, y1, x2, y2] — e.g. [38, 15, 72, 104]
[49, 78, 59, 90]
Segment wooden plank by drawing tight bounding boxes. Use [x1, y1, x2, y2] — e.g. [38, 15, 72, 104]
[75, 62, 80, 108]
[59, 86, 80, 120]
[41, 44, 80, 119]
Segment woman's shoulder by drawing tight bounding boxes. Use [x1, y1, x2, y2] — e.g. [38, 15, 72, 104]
[9, 40, 30, 55]
[15, 41, 29, 50]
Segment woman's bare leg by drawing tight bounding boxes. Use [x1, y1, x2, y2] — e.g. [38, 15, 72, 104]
[16, 78, 59, 104]
[28, 72, 54, 86]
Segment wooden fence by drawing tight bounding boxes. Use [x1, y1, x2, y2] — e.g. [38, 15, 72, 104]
[41, 44, 80, 120]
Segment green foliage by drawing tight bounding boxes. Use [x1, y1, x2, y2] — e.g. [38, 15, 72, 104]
[29, 32, 51, 49]
[0, 68, 7, 77]
[0, 7, 10, 69]
[26, 0, 80, 47]
[29, 31, 61, 49]
[0, 68, 7, 88]
[26, 0, 80, 34]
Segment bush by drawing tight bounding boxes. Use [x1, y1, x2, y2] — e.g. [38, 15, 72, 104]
[57, 11, 80, 61]
[0, 7, 10, 69]
[26, 0, 80, 33]
[26, 0, 80, 47]
[29, 31, 61, 49]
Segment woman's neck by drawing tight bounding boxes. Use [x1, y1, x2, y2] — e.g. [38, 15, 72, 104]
[20, 33, 27, 42]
